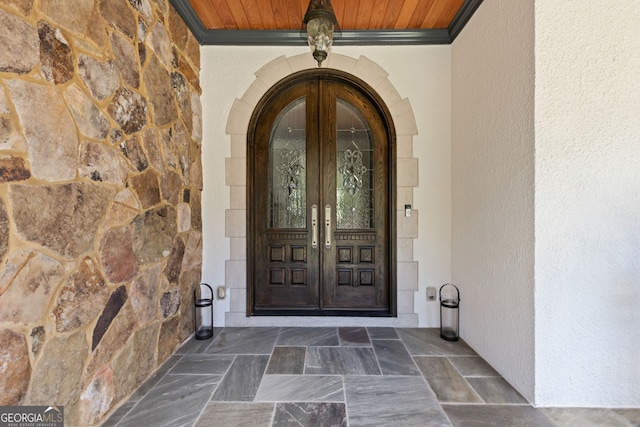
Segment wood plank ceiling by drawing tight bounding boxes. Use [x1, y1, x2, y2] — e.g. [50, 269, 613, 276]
[190, 0, 465, 31]
[169, 0, 484, 45]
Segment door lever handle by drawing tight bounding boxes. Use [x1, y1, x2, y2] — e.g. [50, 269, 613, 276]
[311, 204, 318, 249]
[325, 204, 331, 249]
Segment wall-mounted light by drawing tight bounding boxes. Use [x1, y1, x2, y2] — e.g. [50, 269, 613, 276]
[303, 0, 338, 67]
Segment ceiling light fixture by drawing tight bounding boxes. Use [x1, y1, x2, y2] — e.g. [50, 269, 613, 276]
[303, 0, 338, 67]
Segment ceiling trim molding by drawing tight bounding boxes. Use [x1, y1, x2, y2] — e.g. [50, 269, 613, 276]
[335, 29, 451, 46]
[170, 0, 207, 41]
[169, 0, 484, 46]
[449, 0, 484, 42]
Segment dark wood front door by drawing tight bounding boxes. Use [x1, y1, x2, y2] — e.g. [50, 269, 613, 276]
[248, 70, 395, 316]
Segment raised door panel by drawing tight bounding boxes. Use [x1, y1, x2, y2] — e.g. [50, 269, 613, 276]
[252, 80, 320, 310]
[320, 80, 389, 310]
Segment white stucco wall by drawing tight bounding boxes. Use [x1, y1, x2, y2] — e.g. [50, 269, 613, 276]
[451, 0, 535, 403]
[197, 0, 640, 408]
[199, 45, 451, 327]
[355, 46, 453, 327]
[534, 1, 640, 407]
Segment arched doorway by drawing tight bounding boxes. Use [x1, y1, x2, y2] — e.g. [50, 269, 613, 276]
[247, 69, 396, 316]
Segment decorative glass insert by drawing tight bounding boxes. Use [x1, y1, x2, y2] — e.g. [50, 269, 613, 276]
[336, 99, 374, 229]
[269, 97, 306, 228]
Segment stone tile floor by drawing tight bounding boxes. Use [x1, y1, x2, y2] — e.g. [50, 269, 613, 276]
[102, 327, 640, 427]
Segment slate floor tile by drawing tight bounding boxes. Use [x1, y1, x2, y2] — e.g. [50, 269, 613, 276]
[366, 326, 399, 339]
[104, 327, 628, 427]
[127, 354, 182, 401]
[195, 402, 275, 427]
[206, 327, 279, 355]
[211, 355, 270, 401]
[116, 374, 221, 427]
[372, 339, 420, 376]
[414, 356, 482, 403]
[345, 375, 449, 427]
[448, 355, 500, 377]
[266, 346, 306, 374]
[466, 377, 527, 404]
[101, 400, 136, 427]
[272, 402, 347, 427]
[397, 328, 477, 356]
[175, 329, 222, 354]
[277, 327, 339, 346]
[613, 408, 640, 425]
[255, 375, 344, 402]
[338, 327, 371, 346]
[305, 346, 381, 375]
[442, 404, 556, 427]
[541, 407, 636, 427]
[168, 354, 235, 375]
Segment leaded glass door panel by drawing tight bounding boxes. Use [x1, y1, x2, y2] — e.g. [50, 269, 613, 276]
[249, 71, 392, 315]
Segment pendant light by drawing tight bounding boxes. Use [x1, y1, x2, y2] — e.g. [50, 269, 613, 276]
[303, 0, 338, 67]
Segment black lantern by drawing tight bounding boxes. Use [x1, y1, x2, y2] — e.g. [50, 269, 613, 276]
[193, 283, 213, 340]
[439, 283, 460, 341]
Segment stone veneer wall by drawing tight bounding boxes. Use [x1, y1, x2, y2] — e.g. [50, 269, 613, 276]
[0, 0, 202, 425]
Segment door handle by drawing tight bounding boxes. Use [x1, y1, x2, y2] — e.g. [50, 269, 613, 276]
[325, 204, 331, 249]
[311, 204, 318, 249]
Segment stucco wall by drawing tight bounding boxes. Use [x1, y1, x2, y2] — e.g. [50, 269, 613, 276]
[534, 0, 640, 407]
[451, 0, 536, 403]
[200, 45, 451, 328]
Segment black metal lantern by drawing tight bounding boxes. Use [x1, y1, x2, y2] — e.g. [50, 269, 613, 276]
[439, 283, 460, 341]
[193, 283, 213, 340]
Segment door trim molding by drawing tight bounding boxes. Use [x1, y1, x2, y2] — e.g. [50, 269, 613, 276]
[224, 53, 420, 327]
[247, 69, 397, 317]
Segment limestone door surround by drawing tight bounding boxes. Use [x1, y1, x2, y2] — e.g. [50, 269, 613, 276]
[224, 53, 419, 327]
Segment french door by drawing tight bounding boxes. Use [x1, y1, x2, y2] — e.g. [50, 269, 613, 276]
[248, 70, 394, 316]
